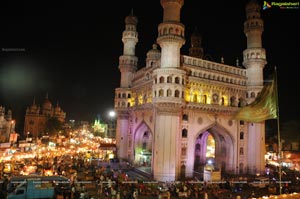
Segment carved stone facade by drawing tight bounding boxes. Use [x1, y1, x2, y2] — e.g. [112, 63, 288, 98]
[0, 106, 14, 143]
[23, 94, 66, 137]
[115, 0, 266, 181]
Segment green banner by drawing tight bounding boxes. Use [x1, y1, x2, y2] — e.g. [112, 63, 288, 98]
[233, 72, 278, 123]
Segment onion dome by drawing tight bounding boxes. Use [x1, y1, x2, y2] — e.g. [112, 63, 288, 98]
[146, 44, 161, 60]
[190, 27, 202, 47]
[43, 94, 52, 110]
[30, 97, 38, 110]
[246, 0, 261, 13]
[55, 102, 61, 112]
[125, 9, 138, 25]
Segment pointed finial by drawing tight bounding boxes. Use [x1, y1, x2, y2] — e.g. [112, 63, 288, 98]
[221, 56, 224, 64]
[125, 8, 138, 25]
[130, 8, 134, 16]
[236, 57, 239, 66]
[192, 26, 201, 37]
[152, 43, 157, 49]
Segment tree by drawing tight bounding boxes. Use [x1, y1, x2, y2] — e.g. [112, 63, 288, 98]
[45, 117, 63, 136]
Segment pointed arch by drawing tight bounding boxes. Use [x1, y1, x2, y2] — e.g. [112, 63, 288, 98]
[133, 121, 153, 167]
[194, 123, 234, 174]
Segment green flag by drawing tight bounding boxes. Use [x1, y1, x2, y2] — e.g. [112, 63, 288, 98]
[233, 71, 278, 122]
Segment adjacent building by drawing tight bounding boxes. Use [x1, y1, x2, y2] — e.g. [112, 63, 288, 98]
[115, 0, 267, 181]
[0, 106, 15, 143]
[24, 94, 66, 137]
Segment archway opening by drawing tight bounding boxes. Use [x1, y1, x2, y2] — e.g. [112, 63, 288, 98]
[193, 125, 233, 178]
[133, 124, 153, 174]
[194, 132, 216, 173]
[206, 134, 216, 166]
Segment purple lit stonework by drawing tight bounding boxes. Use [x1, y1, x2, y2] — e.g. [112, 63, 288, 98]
[115, 0, 267, 182]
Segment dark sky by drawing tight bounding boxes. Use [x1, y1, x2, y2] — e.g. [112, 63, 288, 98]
[0, 0, 299, 132]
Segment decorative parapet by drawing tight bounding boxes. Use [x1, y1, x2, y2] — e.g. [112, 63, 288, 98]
[186, 103, 239, 115]
[182, 55, 247, 77]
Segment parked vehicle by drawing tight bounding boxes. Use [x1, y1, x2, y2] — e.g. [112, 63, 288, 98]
[7, 175, 70, 199]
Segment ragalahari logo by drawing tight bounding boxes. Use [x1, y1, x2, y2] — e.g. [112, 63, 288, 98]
[263, 1, 299, 10]
[263, 1, 272, 10]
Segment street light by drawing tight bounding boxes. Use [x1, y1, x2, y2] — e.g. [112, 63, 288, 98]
[108, 110, 116, 138]
[109, 110, 116, 118]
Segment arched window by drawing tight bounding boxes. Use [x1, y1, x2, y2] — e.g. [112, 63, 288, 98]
[221, 97, 225, 105]
[143, 131, 149, 138]
[193, 94, 198, 102]
[239, 147, 244, 155]
[169, 27, 174, 34]
[159, 89, 164, 97]
[167, 76, 172, 83]
[230, 96, 235, 106]
[128, 94, 131, 98]
[175, 77, 180, 84]
[182, 129, 188, 138]
[203, 95, 207, 104]
[163, 28, 167, 34]
[167, 89, 172, 97]
[240, 132, 244, 140]
[122, 93, 126, 98]
[159, 76, 164, 83]
[212, 94, 218, 104]
[251, 92, 255, 98]
[175, 90, 180, 97]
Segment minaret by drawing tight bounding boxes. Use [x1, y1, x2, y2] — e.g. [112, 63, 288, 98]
[189, 27, 204, 59]
[243, 0, 267, 102]
[119, 9, 138, 88]
[152, 0, 186, 182]
[242, 0, 267, 175]
[156, 0, 185, 68]
[115, 10, 138, 160]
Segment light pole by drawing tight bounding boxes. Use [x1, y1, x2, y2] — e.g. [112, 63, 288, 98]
[9, 120, 15, 146]
[108, 110, 116, 138]
[26, 132, 30, 140]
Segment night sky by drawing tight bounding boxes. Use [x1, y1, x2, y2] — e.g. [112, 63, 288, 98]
[0, 0, 299, 133]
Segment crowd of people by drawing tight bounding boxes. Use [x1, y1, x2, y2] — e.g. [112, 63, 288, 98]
[1, 152, 298, 199]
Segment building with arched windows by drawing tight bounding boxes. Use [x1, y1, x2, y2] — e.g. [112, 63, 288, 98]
[115, 0, 267, 181]
[24, 94, 66, 138]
